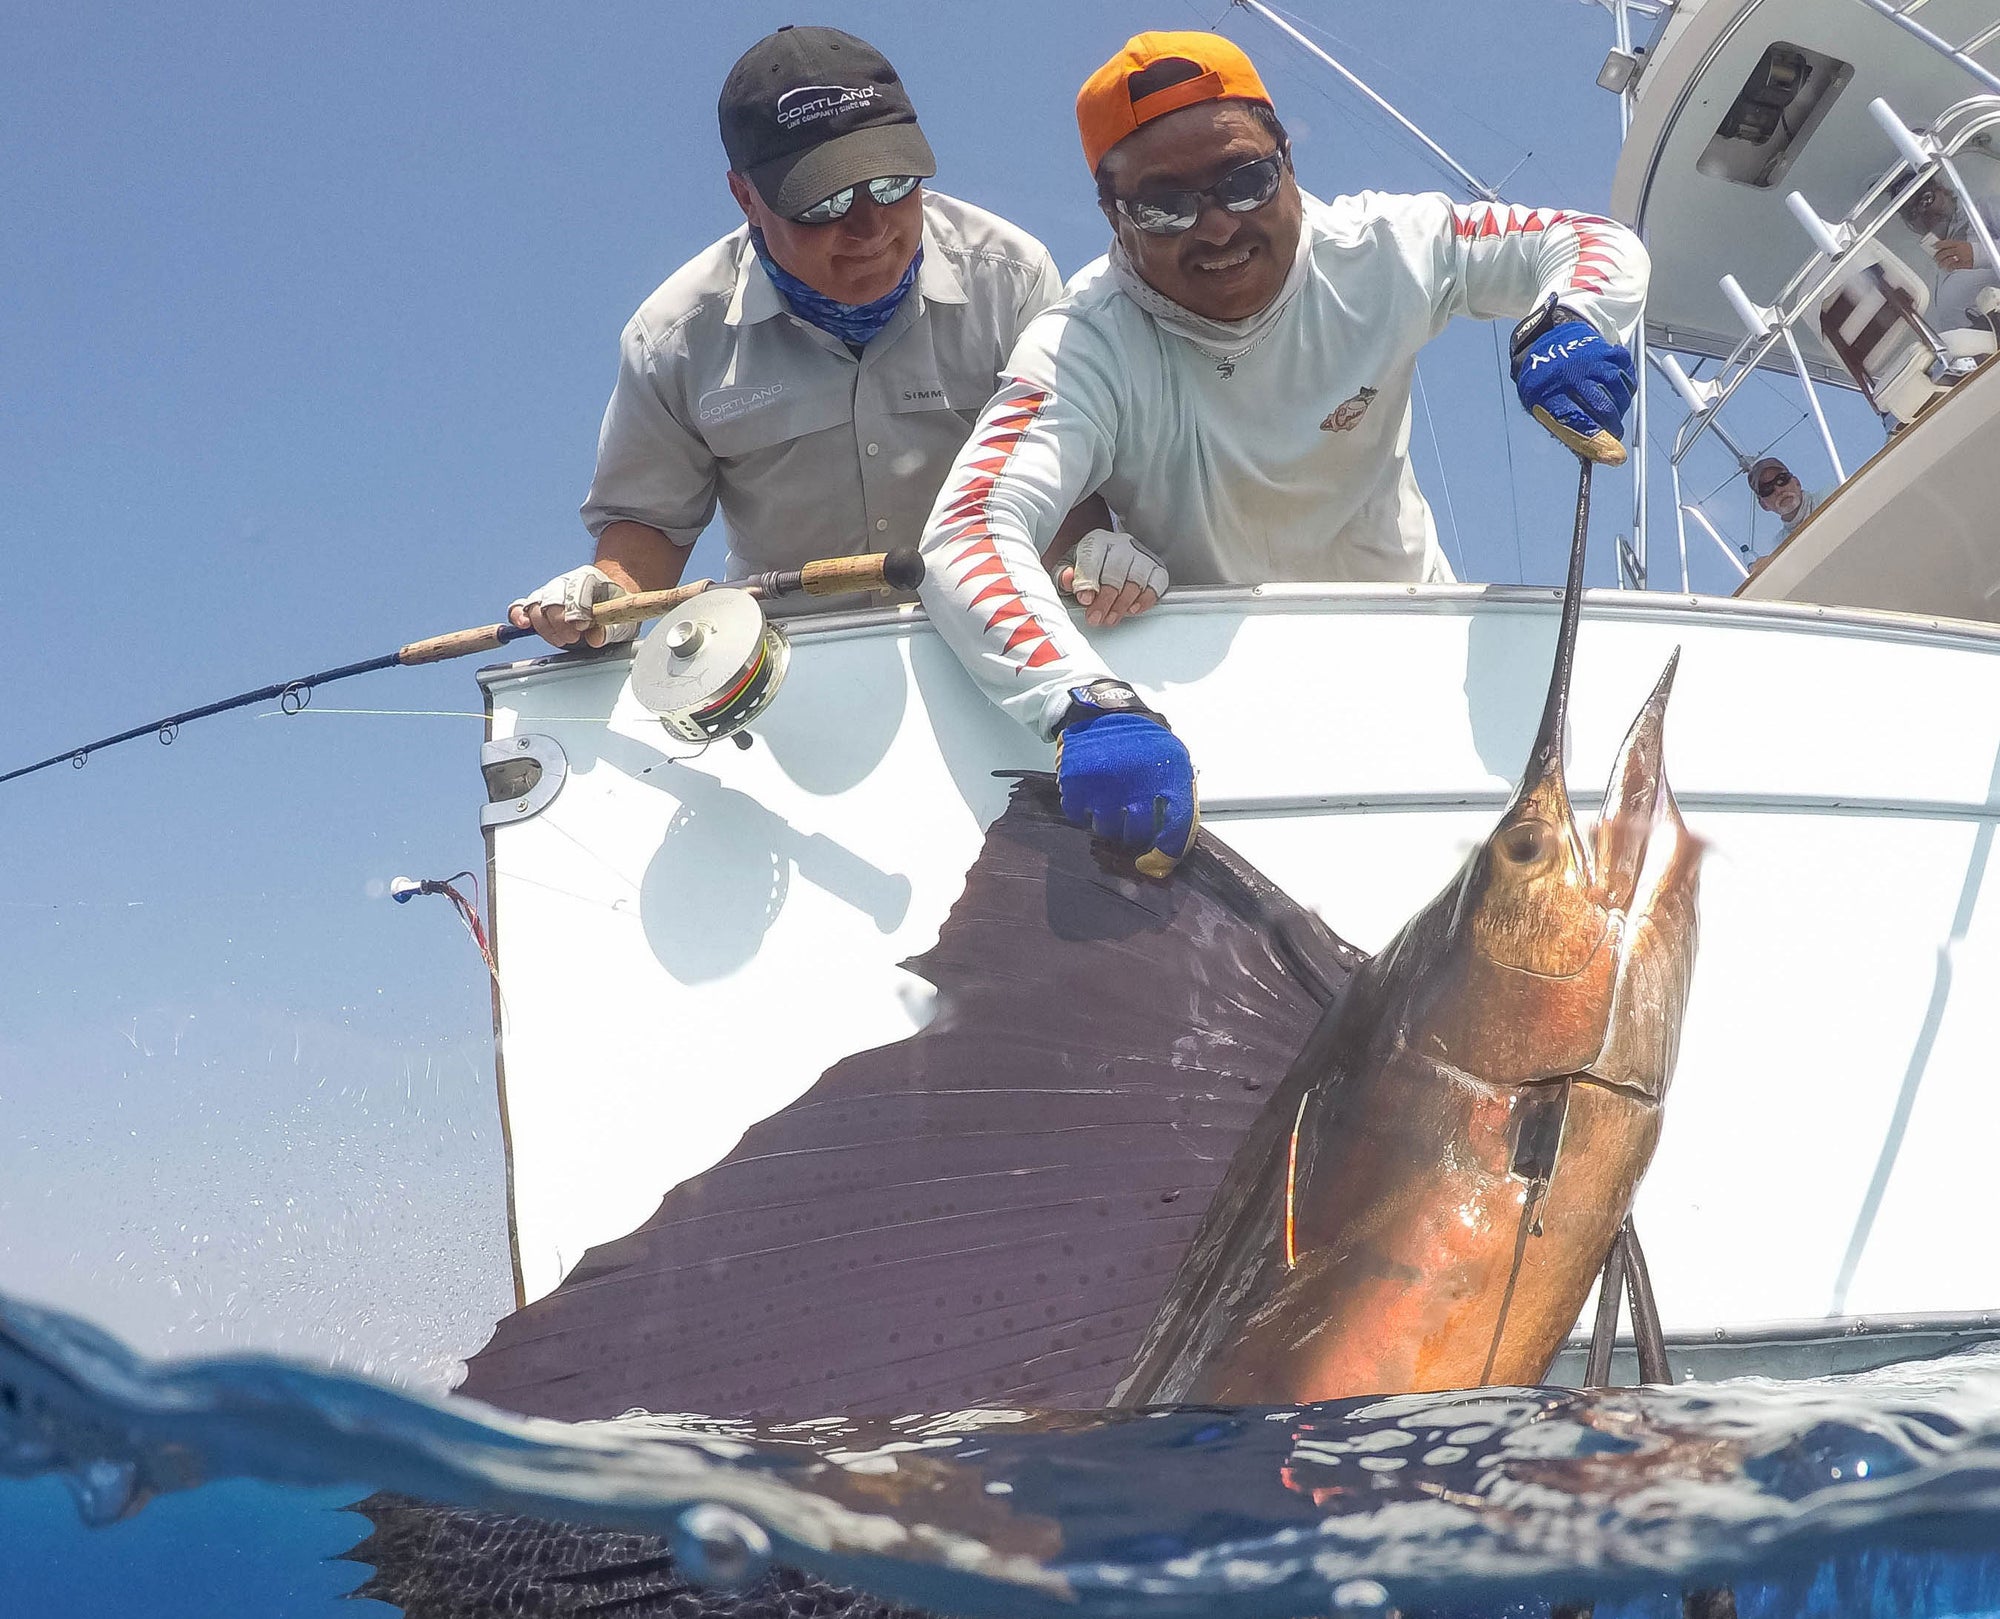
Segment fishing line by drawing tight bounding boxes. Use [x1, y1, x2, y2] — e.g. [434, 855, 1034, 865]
[1491, 322, 1529, 584]
[1178, 0, 1234, 28]
[0, 549, 920, 789]
[1260, 0, 1514, 149]
[1413, 360, 1468, 579]
[1256, 56, 1406, 177]
[255, 707, 619, 723]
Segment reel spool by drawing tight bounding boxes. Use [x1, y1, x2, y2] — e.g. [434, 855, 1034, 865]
[629, 587, 791, 744]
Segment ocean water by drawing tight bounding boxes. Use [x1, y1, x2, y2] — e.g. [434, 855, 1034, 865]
[8, 1292, 2000, 1619]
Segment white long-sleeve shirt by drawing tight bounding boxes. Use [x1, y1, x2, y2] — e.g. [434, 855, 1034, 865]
[916, 190, 1649, 735]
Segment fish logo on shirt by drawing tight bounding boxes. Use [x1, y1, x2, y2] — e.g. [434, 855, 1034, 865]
[1322, 387, 1378, 433]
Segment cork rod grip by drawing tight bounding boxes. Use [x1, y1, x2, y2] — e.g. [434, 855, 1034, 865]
[401, 547, 929, 669]
[396, 581, 717, 665]
[589, 579, 714, 627]
[399, 623, 525, 664]
[797, 553, 894, 596]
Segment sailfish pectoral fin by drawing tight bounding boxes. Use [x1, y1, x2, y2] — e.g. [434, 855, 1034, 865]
[461, 776, 1364, 1422]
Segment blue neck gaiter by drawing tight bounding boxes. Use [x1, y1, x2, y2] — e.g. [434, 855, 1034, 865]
[751, 230, 921, 348]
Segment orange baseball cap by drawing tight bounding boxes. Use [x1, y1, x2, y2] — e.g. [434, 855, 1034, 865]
[1077, 31, 1273, 175]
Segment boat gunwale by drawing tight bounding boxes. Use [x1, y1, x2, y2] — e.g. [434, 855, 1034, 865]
[473, 580, 2000, 695]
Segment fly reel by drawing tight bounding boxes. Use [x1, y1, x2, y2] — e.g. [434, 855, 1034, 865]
[629, 587, 791, 744]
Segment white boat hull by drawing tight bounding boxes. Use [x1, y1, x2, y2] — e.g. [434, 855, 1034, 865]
[480, 585, 2000, 1361]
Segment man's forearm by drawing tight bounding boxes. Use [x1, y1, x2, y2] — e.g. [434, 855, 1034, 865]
[594, 521, 692, 594]
[918, 384, 1113, 737]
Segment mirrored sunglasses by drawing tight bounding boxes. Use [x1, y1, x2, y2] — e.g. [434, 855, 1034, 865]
[790, 174, 923, 225]
[1755, 472, 1794, 497]
[1113, 154, 1286, 237]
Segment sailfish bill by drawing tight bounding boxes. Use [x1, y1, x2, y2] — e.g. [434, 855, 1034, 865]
[1118, 478, 1702, 1406]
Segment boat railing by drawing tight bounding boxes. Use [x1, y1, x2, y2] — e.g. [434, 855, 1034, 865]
[1637, 94, 2000, 587]
[1662, 95, 2000, 466]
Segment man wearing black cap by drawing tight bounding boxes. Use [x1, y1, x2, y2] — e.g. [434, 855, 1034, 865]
[511, 25, 1071, 645]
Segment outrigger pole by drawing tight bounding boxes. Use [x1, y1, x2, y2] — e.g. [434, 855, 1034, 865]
[1232, 0, 1505, 203]
[1, 549, 923, 789]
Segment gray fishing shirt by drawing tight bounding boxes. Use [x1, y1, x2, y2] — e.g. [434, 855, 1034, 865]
[581, 190, 1064, 579]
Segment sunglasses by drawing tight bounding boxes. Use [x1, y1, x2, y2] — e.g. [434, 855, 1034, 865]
[790, 174, 922, 225]
[1755, 472, 1794, 497]
[1111, 154, 1287, 237]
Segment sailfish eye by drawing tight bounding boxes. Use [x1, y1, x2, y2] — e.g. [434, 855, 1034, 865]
[1498, 821, 1556, 866]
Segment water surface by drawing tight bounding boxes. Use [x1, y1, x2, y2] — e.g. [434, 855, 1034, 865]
[9, 1292, 2000, 1617]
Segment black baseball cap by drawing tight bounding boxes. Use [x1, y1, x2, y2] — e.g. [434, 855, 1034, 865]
[719, 26, 937, 218]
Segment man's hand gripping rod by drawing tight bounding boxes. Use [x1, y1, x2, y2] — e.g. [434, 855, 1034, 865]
[401, 548, 927, 664]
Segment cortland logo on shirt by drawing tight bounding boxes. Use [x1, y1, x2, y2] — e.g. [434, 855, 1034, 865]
[775, 84, 876, 130]
[1321, 386, 1379, 432]
[698, 382, 787, 425]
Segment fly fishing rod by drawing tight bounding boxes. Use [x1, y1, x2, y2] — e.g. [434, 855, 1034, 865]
[1, 548, 925, 787]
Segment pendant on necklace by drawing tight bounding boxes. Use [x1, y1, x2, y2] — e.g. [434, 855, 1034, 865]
[1216, 359, 1236, 380]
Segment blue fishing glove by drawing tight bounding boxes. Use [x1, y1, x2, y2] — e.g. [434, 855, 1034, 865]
[1054, 681, 1199, 879]
[1511, 297, 1636, 464]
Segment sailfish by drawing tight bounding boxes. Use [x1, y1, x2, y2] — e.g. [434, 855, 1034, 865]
[1121, 481, 1701, 1404]
[457, 469, 1701, 1422]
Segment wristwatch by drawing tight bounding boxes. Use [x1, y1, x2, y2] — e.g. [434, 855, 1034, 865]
[1055, 679, 1168, 735]
[1509, 295, 1593, 370]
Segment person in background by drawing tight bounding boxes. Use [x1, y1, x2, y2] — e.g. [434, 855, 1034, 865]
[1748, 456, 1824, 538]
[917, 30, 1647, 876]
[1899, 163, 2000, 328]
[511, 25, 1085, 647]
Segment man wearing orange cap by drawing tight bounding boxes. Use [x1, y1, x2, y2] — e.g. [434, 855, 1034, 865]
[916, 30, 1648, 876]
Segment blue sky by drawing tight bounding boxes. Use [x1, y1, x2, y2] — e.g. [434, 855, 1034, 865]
[0, 1, 1881, 1379]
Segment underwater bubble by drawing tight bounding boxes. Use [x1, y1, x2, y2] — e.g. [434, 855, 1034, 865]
[61, 1459, 141, 1527]
[1330, 1576, 1392, 1614]
[669, 1501, 773, 1592]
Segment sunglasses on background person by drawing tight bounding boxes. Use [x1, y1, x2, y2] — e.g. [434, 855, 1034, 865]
[1111, 153, 1286, 237]
[790, 173, 923, 225]
[1756, 471, 1795, 498]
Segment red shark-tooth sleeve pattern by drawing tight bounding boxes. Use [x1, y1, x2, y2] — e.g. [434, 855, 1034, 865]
[933, 390, 1061, 667]
[917, 377, 1117, 738]
[1444, 201, 1649, 349]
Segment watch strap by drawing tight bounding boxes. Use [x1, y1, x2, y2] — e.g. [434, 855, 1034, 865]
[1056, 680, 1168, 734]
[1509, 295, 1593, 368]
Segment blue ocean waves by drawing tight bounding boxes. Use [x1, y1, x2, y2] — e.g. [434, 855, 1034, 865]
[9, 1289, 2000, 1617]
